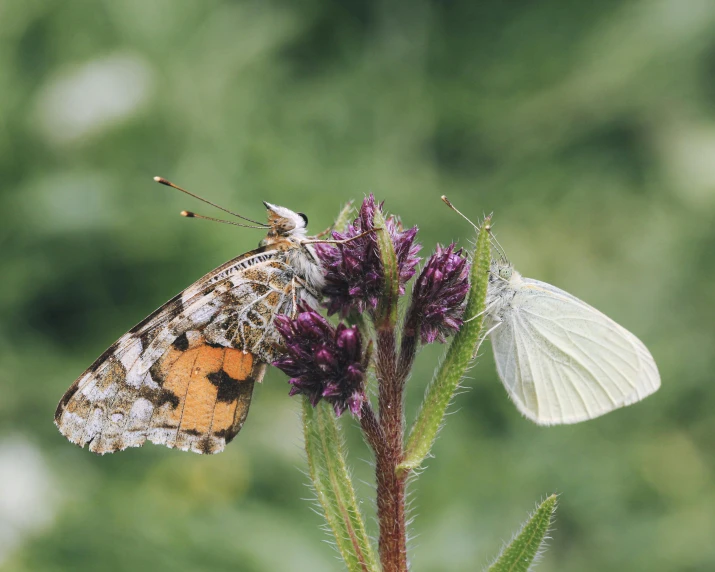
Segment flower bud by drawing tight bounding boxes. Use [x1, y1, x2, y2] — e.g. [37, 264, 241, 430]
[407, 243, 470, 344]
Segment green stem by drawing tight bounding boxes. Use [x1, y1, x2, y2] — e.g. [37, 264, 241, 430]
[302, 399, 379, 572]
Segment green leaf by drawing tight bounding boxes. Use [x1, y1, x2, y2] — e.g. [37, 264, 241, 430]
[302, 399, 379, 572]
[373, 208, 399, 329]
[399, 215, 491, 475]
[487, 495, 558, 572]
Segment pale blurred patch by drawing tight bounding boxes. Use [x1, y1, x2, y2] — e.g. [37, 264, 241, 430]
[34, 52, 154, 145]
[653, 119, 715, 208]
[0, 436, 59, 565]
[19, 170, 118, 233]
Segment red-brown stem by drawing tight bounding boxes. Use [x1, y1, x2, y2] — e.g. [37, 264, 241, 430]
[397, 303, 421, 377]
[359, 401, 384, 456]
[375, 328, 408, 572]
[397, 328, 418, 386]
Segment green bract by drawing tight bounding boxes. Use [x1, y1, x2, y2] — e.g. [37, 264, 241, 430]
[399, 214, 491, 475]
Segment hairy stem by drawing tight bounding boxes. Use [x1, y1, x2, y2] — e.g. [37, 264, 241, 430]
[375, 327, 408, 572]
[303, 400, 379, 572]
[397, 322, 418, 385]
[359, 401, 384, 456]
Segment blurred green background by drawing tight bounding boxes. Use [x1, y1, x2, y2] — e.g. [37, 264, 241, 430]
[1, 1, 714, 570]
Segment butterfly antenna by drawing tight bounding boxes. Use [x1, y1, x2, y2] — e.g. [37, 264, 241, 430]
[441, 195, 479, 231]
[484, 221, 509, 262]
[154, 176, 268, 227]
[442, 195, 511, 263]
[302, 228, 379, 245]
[180, 210, 268, 230]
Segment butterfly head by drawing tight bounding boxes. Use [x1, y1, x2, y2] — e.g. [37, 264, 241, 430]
[493, 260, 513, 281]
[263, 202, 309, 239]
[261, 201, 325, 300]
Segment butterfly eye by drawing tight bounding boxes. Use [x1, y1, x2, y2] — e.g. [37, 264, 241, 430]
[499, 266, 513, 280]
[297, 212, 308, 226]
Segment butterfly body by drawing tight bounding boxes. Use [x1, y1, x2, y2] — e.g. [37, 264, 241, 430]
[485, 259, 660, 425]
[55, 201, 323, 455]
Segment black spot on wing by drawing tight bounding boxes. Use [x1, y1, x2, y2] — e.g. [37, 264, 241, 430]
[149, 361, 165, 387]
[172, 332, 189, 351]
[207, 370, 243, 403]
[198, 437, 214, 454]
[157, 389, 180, 409]
[213, 428, 230, 439]
[222, 409, 250, 444]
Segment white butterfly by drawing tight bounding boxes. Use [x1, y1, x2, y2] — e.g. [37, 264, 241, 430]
[484, 256, 660, 425]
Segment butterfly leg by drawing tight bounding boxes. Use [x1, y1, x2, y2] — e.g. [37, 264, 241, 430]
[290, 276, 316, 317]
[291, 276, 309, 316]
[291, 277, 299, 316]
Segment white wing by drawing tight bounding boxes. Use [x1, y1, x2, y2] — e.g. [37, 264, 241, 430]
[489, 278, 660, 425]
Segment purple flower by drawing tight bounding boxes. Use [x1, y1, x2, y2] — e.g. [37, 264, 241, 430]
[316, 194, 422, 317]
[273, 308, 367, 417]
[407, 243, 470, 344]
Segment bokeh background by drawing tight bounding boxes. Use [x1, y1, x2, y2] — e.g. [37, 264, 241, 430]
[2, 1, 714, 570]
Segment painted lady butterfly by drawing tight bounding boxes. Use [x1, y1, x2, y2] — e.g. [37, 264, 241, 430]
[55, 178, 327, 455]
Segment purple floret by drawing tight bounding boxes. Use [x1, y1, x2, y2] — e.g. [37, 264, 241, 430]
[408, 243, 470, 344]
[315, 194, 421, 317]
[274, 307, 367, 417]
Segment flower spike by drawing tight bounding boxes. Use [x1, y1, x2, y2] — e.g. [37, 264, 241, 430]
[274, 307, 367, 417]
[315, 194, 421, 317]
[407, 243, 471, 344]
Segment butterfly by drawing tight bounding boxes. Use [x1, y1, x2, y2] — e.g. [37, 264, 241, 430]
[485, 257, 660, 425]
[441, 196, 660, 425]
[55, 178, 327, 455]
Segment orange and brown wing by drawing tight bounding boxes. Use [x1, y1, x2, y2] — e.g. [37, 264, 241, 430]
[55, 246, 294, 455]
[146, 335, 265, 453]
[97, 332, 265, 454]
